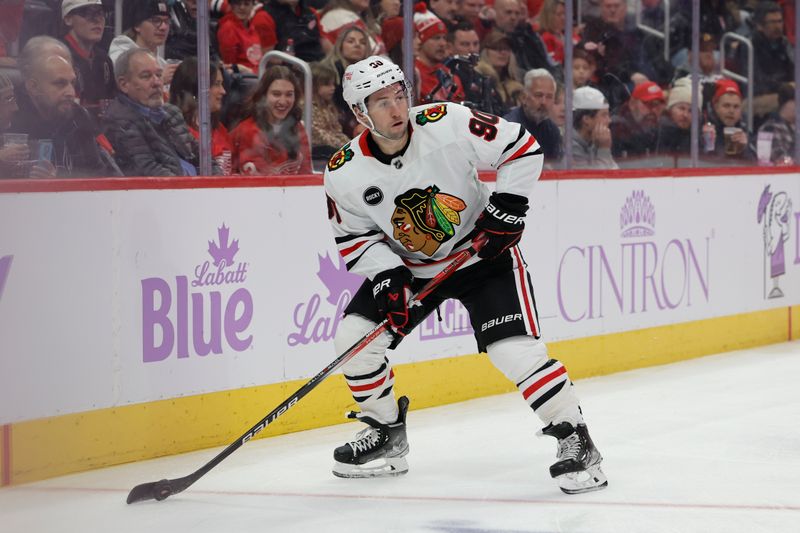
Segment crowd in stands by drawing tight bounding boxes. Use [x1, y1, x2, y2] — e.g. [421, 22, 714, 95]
[0, 0, 796, 179]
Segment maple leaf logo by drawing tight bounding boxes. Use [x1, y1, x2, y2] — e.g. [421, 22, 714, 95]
[316, 253, 364, 305]
[208, 224, 240, 267]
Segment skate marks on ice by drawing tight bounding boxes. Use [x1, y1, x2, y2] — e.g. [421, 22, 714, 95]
[0, 341, 799, 533]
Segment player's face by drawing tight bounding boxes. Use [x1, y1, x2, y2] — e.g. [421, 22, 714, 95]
[365, 83, 409, 139]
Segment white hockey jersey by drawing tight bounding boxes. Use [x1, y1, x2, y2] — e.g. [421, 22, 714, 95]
[323, 102, 544, 280]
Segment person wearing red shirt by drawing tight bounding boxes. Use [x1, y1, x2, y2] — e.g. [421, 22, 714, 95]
[217, 0, 264, 72]
[414, 3, 465, 104]
[169, 58, 234, 175]
[230, 65, 312, 175]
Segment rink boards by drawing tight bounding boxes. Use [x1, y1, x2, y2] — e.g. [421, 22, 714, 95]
[1, 168, 800, 485]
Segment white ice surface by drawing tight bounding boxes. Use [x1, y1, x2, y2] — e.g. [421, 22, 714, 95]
[1, 342, 799, 533]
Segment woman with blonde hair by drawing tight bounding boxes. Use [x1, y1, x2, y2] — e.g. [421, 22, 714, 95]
[475, 31, 524, 115]
[320, 0, 385, 55]
[317, 25, 372, 136]
[230, 65, 312, 175]
[537, 0, 580, 65]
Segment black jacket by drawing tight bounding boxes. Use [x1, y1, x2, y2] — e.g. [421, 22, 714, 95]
[610, 103, 659, 159]
[10, 89, 109, 178]
[104, 97, 199, 177]
[262, 0, 325, 63]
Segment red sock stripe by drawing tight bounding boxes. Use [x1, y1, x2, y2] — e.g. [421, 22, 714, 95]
[522, 366, 566, 400]
[348, 375, 387, 392]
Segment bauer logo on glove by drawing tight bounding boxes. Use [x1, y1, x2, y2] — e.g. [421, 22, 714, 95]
[474, 192, 529, 259]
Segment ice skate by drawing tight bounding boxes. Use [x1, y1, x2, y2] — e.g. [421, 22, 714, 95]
[332, 396, 410, 478]
[539, 421, 607, 494]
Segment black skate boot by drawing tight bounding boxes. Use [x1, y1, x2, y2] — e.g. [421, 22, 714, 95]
[540, 421, 607, 494]
[332, 396, 410, 478]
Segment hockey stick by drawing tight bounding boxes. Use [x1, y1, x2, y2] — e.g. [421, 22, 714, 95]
[126, 234, 487, 504]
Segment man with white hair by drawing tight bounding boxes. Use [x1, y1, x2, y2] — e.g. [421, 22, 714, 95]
[571, 86, 618, 169]
[503, 68, 562, 161]
[322, 54, 607, 495]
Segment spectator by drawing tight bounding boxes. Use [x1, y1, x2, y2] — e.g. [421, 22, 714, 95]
[60, 0, 116, 121]
[447, 20, 481, 55]
[253, 0, 330, 62]
[169, 58, 232, 175]
[655, 76, 707, 158]
[705, 78, 754, 161]
[503, 68, 562, 161]
[474, 30, 521, 113]
[309, 62, 350, 165]
[549, 81, 565, 134]
[610, 80, 665, 160]
[230, 64, 312, 175]
[414, 4, 465, 104]
[446, 22, 505, 114]
[758, 83, 795, 166]
[538, 0, 579, 66]
[429, 0, 459, 31]
[582, 0, 647, 108]
[320, 0, 385, 54]
[317, 25, 371, 136]
[673, 32, 724, 106]
[105, 48, 200, 176]
[456, 0, 490, 39]
[371, 0, 402, 25]
[748, 2, 795, 120]
[166, 0, 221, 60]
[572, 47, 598, 89]
[0, 72, 30, 177]
[218, 0, 264, 72]
[11, 36, 113, 178]
[111, 1, 179, 86]
[491, 0, 557, 79]
[373, 0, 403, 61]
[0, 0, 24, 67]
[571, 86, 617, 169]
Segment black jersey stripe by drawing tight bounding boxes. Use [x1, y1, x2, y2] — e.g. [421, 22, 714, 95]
[345, 241, 383, 270]
[335, 229, 382, 244]
[501, 125, 526, 155]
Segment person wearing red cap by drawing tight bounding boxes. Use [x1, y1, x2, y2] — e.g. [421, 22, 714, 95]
[414, 3, 465, 104]
[610, 80, 665, 161]
[705, 78, 754, 161]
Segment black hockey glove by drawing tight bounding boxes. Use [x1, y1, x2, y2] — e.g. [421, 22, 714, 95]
[474, 192, 529, 259]
[372, 266, 414, 331]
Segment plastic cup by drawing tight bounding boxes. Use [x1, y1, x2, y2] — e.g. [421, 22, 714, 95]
[3, 133, 28, 146]
[723, 127, 741, 155]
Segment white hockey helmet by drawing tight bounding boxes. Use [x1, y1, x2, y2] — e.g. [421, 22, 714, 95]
[342, 55, 413, 131]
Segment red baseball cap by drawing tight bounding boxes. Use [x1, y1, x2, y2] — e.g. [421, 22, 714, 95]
[712, 79, 742, 104]
[631, 81, 665, 103]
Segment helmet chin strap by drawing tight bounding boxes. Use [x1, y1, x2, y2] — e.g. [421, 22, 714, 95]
[356, 109, 399, 141]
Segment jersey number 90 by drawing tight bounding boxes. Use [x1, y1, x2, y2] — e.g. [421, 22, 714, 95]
[468, 110, 499, 141]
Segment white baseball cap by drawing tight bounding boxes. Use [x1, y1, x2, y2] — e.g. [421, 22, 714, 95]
[62, 0, 103, 18]
[573, 86, 609, 110]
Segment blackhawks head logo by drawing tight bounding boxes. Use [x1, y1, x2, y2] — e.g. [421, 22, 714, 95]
[392, 185, 466, 256]
[327, 143, 354, 171]
[415, 104, 448, 126]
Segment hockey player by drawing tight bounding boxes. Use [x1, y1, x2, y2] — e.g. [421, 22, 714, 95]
[323, 55, 607, 494]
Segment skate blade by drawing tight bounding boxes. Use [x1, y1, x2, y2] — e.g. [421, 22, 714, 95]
[556, 464, 608, 495]
[332, 456, 409, 479]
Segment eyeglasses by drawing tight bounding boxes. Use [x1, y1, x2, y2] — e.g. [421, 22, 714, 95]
[147, 16, 170, 28]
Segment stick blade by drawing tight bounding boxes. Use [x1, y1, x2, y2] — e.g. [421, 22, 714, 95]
[126, 479, 173, 504]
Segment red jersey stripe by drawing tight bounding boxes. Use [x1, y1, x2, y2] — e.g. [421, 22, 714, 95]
[348, 375, 387, 392]
[500, 136, 536, 167]
[513, 247, 538, 336]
